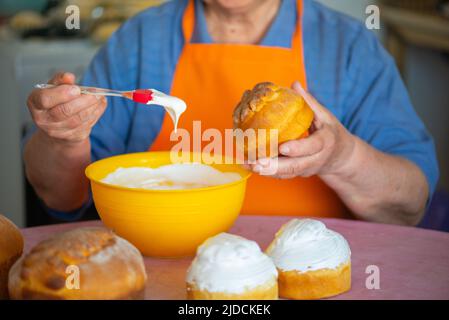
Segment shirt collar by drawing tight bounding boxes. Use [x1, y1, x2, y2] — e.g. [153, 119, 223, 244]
[192, 0, 297, 48]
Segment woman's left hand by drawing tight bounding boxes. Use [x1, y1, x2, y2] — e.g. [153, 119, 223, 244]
[248, 81, 356, 179]
[246, 81, 429, 226]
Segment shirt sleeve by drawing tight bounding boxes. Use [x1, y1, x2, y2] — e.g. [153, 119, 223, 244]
[340, 27, 439, 200]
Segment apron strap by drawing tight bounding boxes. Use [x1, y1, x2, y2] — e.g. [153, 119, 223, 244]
[182, 0, 195, 44]
[291, 0, 304, 53]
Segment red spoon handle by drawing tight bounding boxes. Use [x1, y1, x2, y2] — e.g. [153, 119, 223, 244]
[132, 89, 153, 104]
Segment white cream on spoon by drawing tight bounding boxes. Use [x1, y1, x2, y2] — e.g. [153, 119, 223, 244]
[138, 89, 186, 132]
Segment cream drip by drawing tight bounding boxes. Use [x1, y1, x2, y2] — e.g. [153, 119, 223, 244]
[147, 89, 186, 132]
[186, 233, 278, 294]
[266, 219, 351, 272]
[101, 163, 241, 190]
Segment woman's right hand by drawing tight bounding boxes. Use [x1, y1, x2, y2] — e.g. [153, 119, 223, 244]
[27, 72, 107, 144]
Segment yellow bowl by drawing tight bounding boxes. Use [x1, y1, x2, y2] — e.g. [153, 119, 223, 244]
[85, 152, 251, 257]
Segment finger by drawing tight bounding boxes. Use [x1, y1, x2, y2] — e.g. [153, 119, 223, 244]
[72, 96, 107, 128]
[40, 99, 106, 139]
[264, 156, 317, 177]
[252, 156, 318, 178]
[48, 72, 76, 86]
[34, 104, 97, 131]
[250, 157, 280, 175]
[30, 84, 81, 110]
[279, 130, 326, 157]
[95, 96, 108, 119]
[48, 95, 100, 121]
[57, 103, 98, 130]
[250, 157, 284, 176]
[250, 157, 271, 175]
[291, 81, 331, 122]
[74, 97, 107, 128]
[50, 119, 93, 142]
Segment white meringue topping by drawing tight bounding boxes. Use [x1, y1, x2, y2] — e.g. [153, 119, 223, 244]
[266, 219, 351, 272]
[186, 233, 277, 294]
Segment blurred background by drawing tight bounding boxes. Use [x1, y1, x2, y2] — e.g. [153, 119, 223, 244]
[0, 0, 448, 230]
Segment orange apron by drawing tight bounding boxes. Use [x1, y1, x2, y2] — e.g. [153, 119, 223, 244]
[151, 0, 348, 218]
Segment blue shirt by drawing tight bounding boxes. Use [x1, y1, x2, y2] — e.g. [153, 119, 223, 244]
[45, 0, 439, 219]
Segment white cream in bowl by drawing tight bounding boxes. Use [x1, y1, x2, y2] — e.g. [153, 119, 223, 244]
[101, 163, 241, 190]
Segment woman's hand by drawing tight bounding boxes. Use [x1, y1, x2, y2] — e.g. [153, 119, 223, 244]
[247, 81, 428, 225]
[27, 72, 107, 145]
[249, 81, 356, 179]
[24, 72, 106, 212]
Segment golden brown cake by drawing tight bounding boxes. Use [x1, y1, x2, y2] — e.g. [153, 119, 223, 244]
[233, 82, 314, 160]
[8, 227, 147, 300]
[266, 219, 351, 300]
[186, 233, 278, 300]
[187, 281, 278, 300]
[0, 215, 24, 299]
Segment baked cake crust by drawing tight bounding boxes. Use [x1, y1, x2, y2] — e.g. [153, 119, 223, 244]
[278, 262, 351, 300]
[233, 82, 314, 159]
[187, 280, 278, 300]
[0, 215, 24, 299]
[8, 227, 147, 300]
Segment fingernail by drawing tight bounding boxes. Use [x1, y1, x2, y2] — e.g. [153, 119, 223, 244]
[254, 165, 262, 173]
[70, 86, 80, 96]
[280, 145, 290, 155]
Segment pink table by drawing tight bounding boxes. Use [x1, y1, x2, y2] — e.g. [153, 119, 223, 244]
[21, 216, 449, 300]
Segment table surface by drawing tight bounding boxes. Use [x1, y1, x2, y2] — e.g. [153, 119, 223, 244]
[21, 216, 449, 300]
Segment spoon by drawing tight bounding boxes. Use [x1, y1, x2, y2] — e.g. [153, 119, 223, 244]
[35, 84, 157, 103]
[34, 84, 187, 131]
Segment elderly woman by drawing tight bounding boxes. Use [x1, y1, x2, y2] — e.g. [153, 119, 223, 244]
[24, 0, 438, 225]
